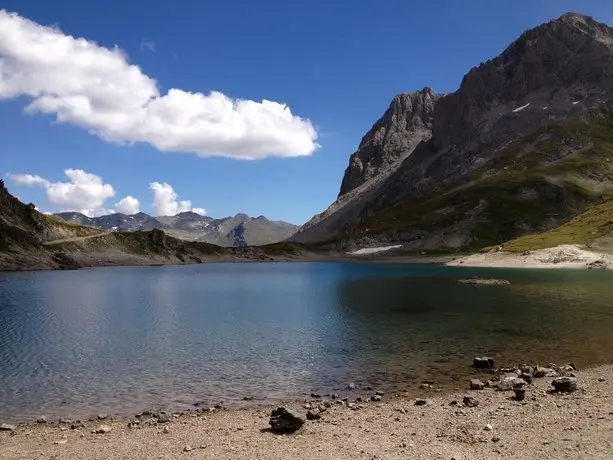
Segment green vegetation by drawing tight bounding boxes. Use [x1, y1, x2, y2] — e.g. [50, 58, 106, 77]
[342, 118, 613, 251]
[501, 199, 613, 252]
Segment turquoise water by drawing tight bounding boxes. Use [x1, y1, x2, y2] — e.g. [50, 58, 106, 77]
[0, 262, 612, 421]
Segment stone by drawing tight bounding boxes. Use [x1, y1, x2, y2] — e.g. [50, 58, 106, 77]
[183, 445, 193, 452]
[371, 395, 382, 402]
[306, 410, 321, 421]
[242, 396, 254, 401]
[53, 438, 68, 445]
[155, 413, 172, 424]
[419, 383, 431, 390]
[473, 357, 495, 369]
[484, 424, 493, 431]
[492, 436, 501, 443]
[459, 278, 510, 286]
[534, 366, 555, 378]
[463, 396, 479, 408]
[375, 390, 384, 396]
[496, 376, 526, 391]
[470, 379, 485, 390]
[552, 377, 578, 393]
[303, 403, 313, 410]
[348, 383, 356, 390]
[513, 388, 526, 401]
[269, 407, 305, 434]
[163, 425, 170, 434]
[97, 414, 108, 420]
[0, 423, 16, 431]
[414, 399, 427, 406]
[36, 416, 47, 424]
[310, 393, 322, 398]
[94, 425, 112, 434]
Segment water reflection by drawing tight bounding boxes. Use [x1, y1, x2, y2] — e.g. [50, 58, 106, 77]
[0, 263, 612, 421]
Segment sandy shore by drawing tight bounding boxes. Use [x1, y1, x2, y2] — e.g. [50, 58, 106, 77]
[446, 244, 612, 270]
[2, 364, 612, 459]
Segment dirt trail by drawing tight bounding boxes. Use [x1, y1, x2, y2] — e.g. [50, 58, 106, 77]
[43, 233, 108, 246]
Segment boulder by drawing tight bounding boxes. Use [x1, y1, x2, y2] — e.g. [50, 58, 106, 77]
[269, 407, 304, 434]
[552, 377, 578, 393]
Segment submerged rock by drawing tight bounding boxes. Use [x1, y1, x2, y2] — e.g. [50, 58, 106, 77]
[552, 377, 578, 393]
[269, 407, 304, 434]
[473, 357, 495, 369]
[459, 278, 510, 286]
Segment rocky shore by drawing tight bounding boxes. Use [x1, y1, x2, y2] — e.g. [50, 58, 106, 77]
[1, 362, 612, 459]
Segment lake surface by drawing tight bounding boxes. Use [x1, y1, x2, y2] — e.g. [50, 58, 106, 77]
[1, 262, 613, 422]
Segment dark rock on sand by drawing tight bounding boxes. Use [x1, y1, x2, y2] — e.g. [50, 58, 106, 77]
[306, 410, 322, 421]
[513, 388, 526, 401]
[269, 407, 304, 434]
[463, 396, 479, 407]
[552, 376, 578, 393]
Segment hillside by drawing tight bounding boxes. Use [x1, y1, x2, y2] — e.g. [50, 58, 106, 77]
[291, 12, 613, 253]
[0, 180, 317, 271]
[55, 211, 298, 247]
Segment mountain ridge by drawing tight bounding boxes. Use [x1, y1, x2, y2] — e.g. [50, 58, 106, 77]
[291, 11, 613, 251]
[54, 211, 299, 247]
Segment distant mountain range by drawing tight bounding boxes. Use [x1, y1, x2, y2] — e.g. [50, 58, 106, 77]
[54, 211, 299, 247]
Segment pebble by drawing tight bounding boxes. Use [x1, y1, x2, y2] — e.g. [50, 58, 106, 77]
[463, 396, 479, 408]
[36, 416, 47, 424]
[371, 395, 382, 402]
[0, 423, 16, 431]
[414, 399, 427, 406]
[375, 391, 384, 396]
[492, 436, 500, 443]
[97, 414, 108, 420]
[163, 426, 171, 434]
[348, 383, 356, 390]
[53, 438, 68, 445]
[184, 445, 193, 452]
[419, 383, 431, 390]
[94, 425, 112, 434]
[484, 423, 493, 431]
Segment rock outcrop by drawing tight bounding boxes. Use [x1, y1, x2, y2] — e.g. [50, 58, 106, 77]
[339, 88, 441, 196]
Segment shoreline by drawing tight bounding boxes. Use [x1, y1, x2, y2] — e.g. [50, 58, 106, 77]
[1, 362, 612, 459]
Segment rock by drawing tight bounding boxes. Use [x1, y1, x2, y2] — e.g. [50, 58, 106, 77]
[310, 393, 322, 398]
[348, 383, 356, 390]
[53, 438, 68, 445]
[598, 377, 605, 382]
[306, 410, 321, 421]
[484, 424, 493, 431]
[459, 278, 510, 286]
[36, 416, 47, 424]
[414, 399, 427, 406]
[303, 403, 313, 410]
[473, 357, 495, 369]
[419, 383, 431, 390]
[463, 396, 479, 408]
[534, 366, 555, 378]
[375, 390, 384, 396]
[163, 425, 170, 434]
[552, 377, 578, 393]
[94, 425, 112, 434]
[242, 396, 254, 401]
[269, 407, 305, 434]
[513, 388, 526, 401]
[59, 418, 73, 424]
[496, 376, 526, 391]
[0, 423, 16, 431]
[97, 414, 108, 420]
[470, 379, 485, 390]
[155, 413, 172, 424]
[183, 445, 192, 452]
[371, 395, 382, 402]
[492, 436, 501, 443]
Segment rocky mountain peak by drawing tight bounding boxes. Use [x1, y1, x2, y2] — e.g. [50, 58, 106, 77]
[338, 87, 442, 197]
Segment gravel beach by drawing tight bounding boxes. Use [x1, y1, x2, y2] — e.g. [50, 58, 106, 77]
[1, 364, 612, 459]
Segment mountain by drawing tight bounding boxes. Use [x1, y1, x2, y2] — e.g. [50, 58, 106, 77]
[291, 12, 613, 253]
[54, 211, 299, 247]
[0, 180, 313, 271]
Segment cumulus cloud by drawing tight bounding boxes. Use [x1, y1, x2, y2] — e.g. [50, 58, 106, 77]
[150, 182, 205, 216]
[0, 10, 319, 159]
[114, 195, 140, 214]
[9, 169, 115, 217]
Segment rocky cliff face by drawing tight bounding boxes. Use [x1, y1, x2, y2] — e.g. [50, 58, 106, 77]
[293, 12, 613, 250]
[339, 88, 441, 196]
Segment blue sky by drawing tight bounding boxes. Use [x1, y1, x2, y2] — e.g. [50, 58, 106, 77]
[1, 0, 612, 223]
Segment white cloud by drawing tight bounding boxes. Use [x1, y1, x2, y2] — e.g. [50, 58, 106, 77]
[150, 182, 205, 216]
[140, 38, 155, 52]
[9, 169, 115, 217]
[0, 10, 319, 160]
[114, 195, 140, 214]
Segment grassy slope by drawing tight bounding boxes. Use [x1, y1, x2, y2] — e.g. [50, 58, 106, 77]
[340, 118, 613, 251]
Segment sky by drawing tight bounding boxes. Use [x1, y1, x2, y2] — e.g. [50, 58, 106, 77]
[1, 0, 612, 223]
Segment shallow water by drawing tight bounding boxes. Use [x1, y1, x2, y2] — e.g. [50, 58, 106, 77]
[0, 262, 612, 421]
